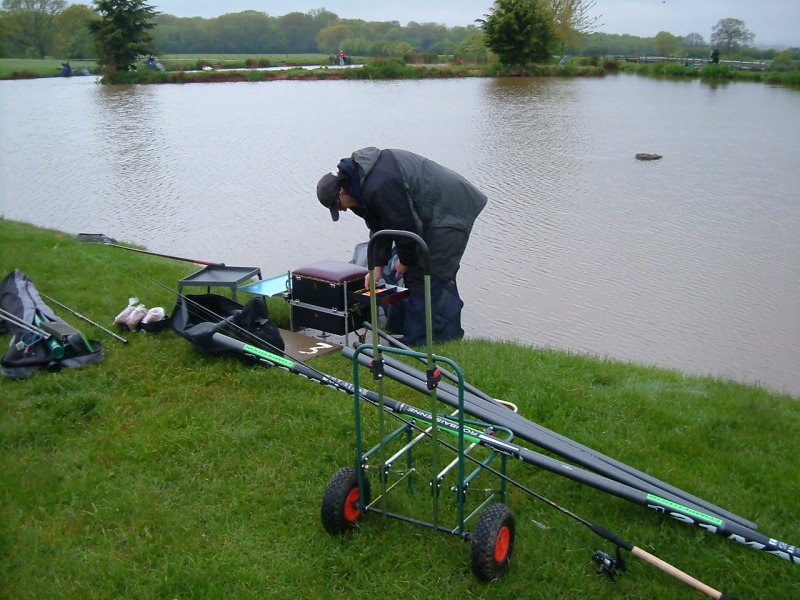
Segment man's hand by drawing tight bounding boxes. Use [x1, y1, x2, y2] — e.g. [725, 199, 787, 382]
[365, 266, 383, 289]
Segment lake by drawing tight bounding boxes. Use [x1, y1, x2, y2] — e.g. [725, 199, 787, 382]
[1, 72, 798, 397]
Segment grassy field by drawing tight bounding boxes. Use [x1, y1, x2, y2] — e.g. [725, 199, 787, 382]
[1, 218, 798, 599]
[0, 55, 332, 79]
[0, 58, 98, 78]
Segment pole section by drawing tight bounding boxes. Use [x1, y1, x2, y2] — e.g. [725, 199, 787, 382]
[40, 293, 128, 343]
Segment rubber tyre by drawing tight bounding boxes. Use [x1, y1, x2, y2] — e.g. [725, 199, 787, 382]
[321, 466, 371, 535]
[470, 503, 515, 581]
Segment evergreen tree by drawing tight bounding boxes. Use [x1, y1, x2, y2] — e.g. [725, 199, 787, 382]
[480, 0, 556, 66]
[88, 0, 157, 74]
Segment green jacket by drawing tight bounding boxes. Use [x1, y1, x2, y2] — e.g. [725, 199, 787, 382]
[340, 147, 487, 281]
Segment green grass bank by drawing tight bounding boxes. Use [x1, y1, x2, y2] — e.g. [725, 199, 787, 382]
[1, 218, 798, 599]
[0, 55, 606, 83]
[3, 55, 800, 86]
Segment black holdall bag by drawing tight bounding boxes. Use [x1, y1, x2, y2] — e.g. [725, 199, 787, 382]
[171, 293, 285, 357]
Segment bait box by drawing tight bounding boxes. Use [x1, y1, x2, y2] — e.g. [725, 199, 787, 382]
[289, 260, 369, 336]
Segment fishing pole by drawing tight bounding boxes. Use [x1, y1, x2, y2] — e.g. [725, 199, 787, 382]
[107, 244, 224, 266]
[363, 326, 762, 532]
[0, 307, 53, 352]
[39, 293, 128, 344]
[210, 330, 737, 599]
[347, 345, 760, 532]
[0, 307, 49, 337]
[76, 233, 224, 266]
[389, 407, 738, 600]
[418, 416, 739, 600]
[364, 321, 509, 407]
[0, 306, 94, 357]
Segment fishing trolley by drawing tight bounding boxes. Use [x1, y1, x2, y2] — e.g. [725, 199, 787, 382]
[320, 230, 517, 581]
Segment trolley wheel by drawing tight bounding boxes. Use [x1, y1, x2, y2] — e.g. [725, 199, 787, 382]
[470, 503, 515, 581]
[321, 466, 371, 535]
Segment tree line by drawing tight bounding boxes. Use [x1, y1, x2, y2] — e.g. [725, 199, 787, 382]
[152, 9, 480, 58]
[0, 0, 795, 66]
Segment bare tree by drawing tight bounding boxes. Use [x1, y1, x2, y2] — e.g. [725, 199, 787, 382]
[549, 0, 602, 52]
[710, 18, 754, 51]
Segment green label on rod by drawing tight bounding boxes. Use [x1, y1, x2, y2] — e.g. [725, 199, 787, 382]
[647, 494, 723, 525]
[243, 344, 294, 368]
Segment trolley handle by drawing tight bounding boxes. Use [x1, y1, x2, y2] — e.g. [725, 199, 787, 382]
[367, 229, 430, 276]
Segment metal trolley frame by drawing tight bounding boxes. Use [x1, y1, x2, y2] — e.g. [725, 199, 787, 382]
[321, 230, 518, 581]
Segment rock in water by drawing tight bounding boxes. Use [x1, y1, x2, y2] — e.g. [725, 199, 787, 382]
[635, 153, 662, 161]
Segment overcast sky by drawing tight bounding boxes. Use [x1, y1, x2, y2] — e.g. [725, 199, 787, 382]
[145, 0, 798, 46]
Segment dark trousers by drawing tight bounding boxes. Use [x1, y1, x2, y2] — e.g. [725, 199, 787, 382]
[387, 272, 464, 346]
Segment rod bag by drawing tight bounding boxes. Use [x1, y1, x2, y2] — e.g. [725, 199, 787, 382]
[0, 270, 104, 378]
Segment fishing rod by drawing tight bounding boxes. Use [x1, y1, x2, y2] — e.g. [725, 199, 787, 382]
[413, 416, 739, 600]
[210, 330, 736, 599]
[107, 244, 224, 266]
[0, 308, 54, 353]
[76, 233, 224, 266]
[346, 350, 749, 539]
[39, 293, 128, 344]
[365, 321, 509, 407]
[0, 307, 49, 337]
[383, 403, 738, 600]
[363, 325, 762, 532]
[347, 345, 760, 532]
[385, 348, 760, 530]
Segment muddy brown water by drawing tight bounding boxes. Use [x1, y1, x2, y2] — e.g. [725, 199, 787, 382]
[1, 73, 798, 396]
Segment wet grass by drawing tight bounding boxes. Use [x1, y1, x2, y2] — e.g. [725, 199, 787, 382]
[1, 218, 798, 599]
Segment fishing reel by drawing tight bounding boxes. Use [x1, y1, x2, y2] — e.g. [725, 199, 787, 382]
[40, 321, 94, 358]
[592, 547, 626, 581]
